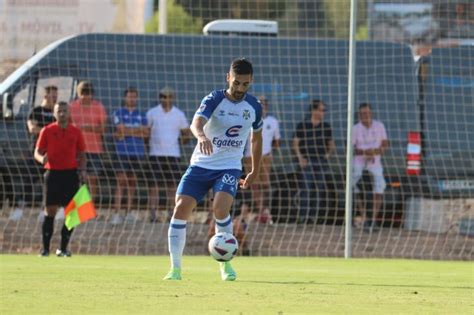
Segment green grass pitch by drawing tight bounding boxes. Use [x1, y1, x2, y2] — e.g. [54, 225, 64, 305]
[1, 255, 472, 314]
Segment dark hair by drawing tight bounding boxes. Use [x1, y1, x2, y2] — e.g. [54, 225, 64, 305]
[359, 102, 372, 110]
[124, 86, 138, 97]
[230, 58, 253, 76]
[44, 85, 58, 93]
[77, 81, 94, 96]
[56, 101, 69, 107]
[310, 99, 325, 111]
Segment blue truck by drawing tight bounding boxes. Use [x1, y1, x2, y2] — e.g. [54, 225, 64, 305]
[1, 34, 472, 223]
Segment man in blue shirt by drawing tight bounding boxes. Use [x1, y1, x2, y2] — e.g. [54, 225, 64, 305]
[111, 87, 149, 225]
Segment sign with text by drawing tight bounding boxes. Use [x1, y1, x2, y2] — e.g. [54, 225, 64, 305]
[0, 0, 152, 61]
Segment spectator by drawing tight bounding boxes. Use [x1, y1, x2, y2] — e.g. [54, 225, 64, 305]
[24, 85, 57, 211]
[70, 81, 107, 200]
[146, 87, 191, 223]
[34, 102, 86, 257]
[292, 100, 335, 224]
[243, 96, 280, 223]
[111, 87, 149, 225]
[352, 102, 389, 232]
[27, 85, 57, 152]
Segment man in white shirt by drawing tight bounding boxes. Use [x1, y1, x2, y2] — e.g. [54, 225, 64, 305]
[146, 87, 191, 223]
[352, 103, 389, 232]
[243, 96, 280, 223]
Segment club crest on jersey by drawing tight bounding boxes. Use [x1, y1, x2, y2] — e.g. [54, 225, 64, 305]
[243, 110, 250, 120]
[222, 174, 236, 185]
[198, 104, 206, 113]
[225, 125, 242, 138]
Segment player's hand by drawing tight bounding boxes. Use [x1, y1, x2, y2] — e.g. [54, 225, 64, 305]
[298, 156, 308, 169]
[198, 136, 213, 155]
[240, 172, 257, 189]
[42, 154, 48, 165]
[79, 170, 87, 183]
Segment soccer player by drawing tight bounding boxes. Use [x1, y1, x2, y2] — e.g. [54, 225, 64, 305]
[34, 102, 86, 257]
[163, 58, 263, 281]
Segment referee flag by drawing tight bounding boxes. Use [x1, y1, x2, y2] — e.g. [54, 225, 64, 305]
[64, 185, 97, 230]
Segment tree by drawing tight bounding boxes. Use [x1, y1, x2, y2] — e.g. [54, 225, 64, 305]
[175, 0, 287, 26]
[323, 0, 368, 39]
[146, 0, 203, 34]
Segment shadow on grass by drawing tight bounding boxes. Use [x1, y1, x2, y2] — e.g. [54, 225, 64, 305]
[239, 280, 473, 290]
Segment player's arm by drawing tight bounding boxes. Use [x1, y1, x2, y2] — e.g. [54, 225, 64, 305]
[377, 139, 389, 155]
[191, 115, 212, 155]
[180, 128, 192, 145]
[272, 138, 280, 150]
[27, 119, 41, 135]
[241, 130, 262, 189]
[292, 136, 307, 168]
[34, 128, 48, 164]
[34, 147, 47, 165]
[326, 140, 336, 158]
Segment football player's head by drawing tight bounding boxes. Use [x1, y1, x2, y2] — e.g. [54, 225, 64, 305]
[226, 58, 253, 101]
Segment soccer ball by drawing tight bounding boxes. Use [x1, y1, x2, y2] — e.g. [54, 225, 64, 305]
[208, 232, 239, 262]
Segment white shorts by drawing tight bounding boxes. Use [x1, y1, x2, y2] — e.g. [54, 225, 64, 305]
[353, 164, 386, 194]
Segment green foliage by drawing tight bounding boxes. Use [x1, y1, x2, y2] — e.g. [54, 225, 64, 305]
[356, 25, 369, 40]
[146, 0, 202, 34]
[324, 0, 368, 39]
[175, 0, 287, 26]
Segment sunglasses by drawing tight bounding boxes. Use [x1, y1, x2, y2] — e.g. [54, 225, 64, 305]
[160, 94, 172, 99]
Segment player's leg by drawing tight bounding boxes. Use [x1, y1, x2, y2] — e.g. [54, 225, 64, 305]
[369, 166, 386, 231]
[212, 169, 241, 281]
[113, 170, 127, 224]
[352, 164, 365, 226]
[299, 163, 316, 224]
[40, 170, 60, 256]
[147, 156, 160, 222]
[164, 166, 209, 280]
[258, 155, 272, 223]
[57, 170, 79, 257]
[314, 162, 329, 224]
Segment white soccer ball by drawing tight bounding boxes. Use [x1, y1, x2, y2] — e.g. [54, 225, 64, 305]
[208, 232, 239, 262]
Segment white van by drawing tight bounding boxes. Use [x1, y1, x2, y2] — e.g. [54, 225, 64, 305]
[203, 19, 278, 37]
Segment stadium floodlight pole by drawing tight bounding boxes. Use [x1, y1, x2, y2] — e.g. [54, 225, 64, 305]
[344, 0, 358, 259]
[158, 0, 167, 34]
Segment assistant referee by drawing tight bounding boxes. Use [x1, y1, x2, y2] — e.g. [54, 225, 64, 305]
[34, 101, 87, 257]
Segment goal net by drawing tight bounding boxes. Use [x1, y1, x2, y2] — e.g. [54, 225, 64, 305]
[1, 0, 473, 260]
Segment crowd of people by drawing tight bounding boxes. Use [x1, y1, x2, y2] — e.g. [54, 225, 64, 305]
[28, 58, 389, 261]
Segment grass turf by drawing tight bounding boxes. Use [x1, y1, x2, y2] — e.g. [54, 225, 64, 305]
[0, 255, 472, 314]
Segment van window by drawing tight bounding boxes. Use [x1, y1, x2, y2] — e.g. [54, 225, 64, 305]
[12, 84, 29, 117]
[34, 77, 75, 107]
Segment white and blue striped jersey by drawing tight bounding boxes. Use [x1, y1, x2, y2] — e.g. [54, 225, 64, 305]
[190, 89, 263, 170]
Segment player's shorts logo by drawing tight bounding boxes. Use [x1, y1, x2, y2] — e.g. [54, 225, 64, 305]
[225, 125, 242, 138]
[222, 174, 236, 185]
